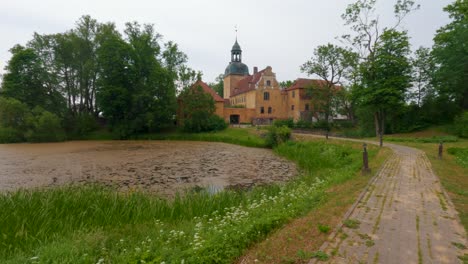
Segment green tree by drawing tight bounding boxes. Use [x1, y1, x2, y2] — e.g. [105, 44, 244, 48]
[179, 85, 226, 133]
[0, 97, 30, 142]
[432, 0, 468, 111]
[301, 44, 358, 139]
[279, 80, 294, 89]
[208, 74, 224, 97]
[411, 47, 435, 107]
[342, 0, 418, 145]
[355, 29, 412, 145]
[1, 46, 50, 109]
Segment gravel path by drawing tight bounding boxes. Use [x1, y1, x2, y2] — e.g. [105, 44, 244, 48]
[294, 134, 468, 264]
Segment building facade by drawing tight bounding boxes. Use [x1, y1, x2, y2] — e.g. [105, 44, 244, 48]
[179, 40, 344, 125]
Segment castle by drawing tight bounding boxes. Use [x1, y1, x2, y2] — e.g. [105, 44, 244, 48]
[179, 39, 341, 125]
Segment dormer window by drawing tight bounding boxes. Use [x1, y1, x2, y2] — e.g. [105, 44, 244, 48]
[264, 92, 270, 101]
[266, 80, 271, 87]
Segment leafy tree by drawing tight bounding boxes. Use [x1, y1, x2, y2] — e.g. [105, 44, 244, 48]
[301, 44, 358, 139]
[0, 97, 30, 142]
[411, 47, 435, 107]
[355, 29, 412, 144]
[279, 80, 294, 89]
[342, 0, 418, 145]
[208, 74, 224, 97]
[179, 85, 226, 133]
[1, 46, 51, 110]
[432, 0, 468, 111]
[25, 107, 66, 142]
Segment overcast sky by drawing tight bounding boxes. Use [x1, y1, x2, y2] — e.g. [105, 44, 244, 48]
[0, 0, 452, 83]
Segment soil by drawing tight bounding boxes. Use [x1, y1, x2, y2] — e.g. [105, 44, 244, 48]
[0, 141, 297, 197]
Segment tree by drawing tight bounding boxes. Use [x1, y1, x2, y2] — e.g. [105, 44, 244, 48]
[411, 47, 435, 107]
[208, 74, 224, 97]
[1, 46, 50, 109]
[354, 29, 412, 145]
[342, 0, 418, 146]
[178, 85, 227, 132]
[432, 0, 468, 111]
[279, 80, 294, 89]
[301, 44, 358, 139]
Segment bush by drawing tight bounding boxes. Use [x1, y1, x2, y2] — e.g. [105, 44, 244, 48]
[183, 113, 227, 133]
[273, 119, 294, 128]
[25, 108, 66, 142]
[207, 115, 228, 131]
[65, 113, 99, 138]
[294, 120, 312, 129]
[0, 126, 23, 143]
[454, 112, 468, 138]
[265, 125, 291, 148]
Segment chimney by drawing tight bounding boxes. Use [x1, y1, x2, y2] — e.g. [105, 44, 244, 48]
[253, 66, 258, 74]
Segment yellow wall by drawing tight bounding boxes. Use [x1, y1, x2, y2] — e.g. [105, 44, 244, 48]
[223, 75, 244, 99]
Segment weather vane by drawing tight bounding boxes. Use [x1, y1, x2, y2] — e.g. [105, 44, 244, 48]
[235, 25, 238, 40]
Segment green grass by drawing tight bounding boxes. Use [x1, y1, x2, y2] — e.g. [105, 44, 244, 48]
[0, 138, 381, 263]
[81, 127, 268, 148]
[384, 135, 459, 143]
[137, 128, 267, 148]
[447, 147, 468, 168]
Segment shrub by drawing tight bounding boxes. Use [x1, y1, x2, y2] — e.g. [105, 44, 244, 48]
[0, 126, 23, 143]
[273, 118, 294, 128]
[25, 108, 66, 142]
[207, 115, 228, 131]
[265, 125, 291, 148]
[454, 111, 468, 138]
[0, 97, 29, 130]
[294, 120, 312, 129]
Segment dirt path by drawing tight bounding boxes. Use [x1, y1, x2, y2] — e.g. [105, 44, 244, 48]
[0, 141, 297, 197]
[294, 134, 467, 264]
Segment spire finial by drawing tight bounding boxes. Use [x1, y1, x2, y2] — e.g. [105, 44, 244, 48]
[235, 25, 238, 41]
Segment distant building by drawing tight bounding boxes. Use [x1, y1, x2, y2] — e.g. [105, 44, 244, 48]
[178, 39, 345, 125]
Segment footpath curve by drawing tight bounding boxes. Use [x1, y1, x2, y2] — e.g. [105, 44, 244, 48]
[293, 133, 468, 264]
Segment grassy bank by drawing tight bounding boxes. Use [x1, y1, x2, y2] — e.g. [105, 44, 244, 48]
[239, 138, 391, 263]
[83, 127, 267, 148]
[0, 136, 385, 263]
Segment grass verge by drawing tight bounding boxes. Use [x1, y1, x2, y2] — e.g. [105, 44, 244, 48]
[238, 137, 391, 263]
[0, 135, 386, 263]
[83, 127, 268, 148]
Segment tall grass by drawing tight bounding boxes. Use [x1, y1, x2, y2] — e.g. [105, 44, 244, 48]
[137, 128, 267, 148]
[1, 140, 378, 263]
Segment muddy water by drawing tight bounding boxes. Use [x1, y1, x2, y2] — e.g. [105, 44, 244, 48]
[0, 141, 297, 197]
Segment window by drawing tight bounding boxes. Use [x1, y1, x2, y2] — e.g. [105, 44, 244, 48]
[292, 91, 295, 98]
[305, 104, 310, 111]
[266, 80, 271, 86]
[291, 105, 295, 110]
[260, 107, 265, 114]
[264, 92, 270, 101]
[268, 107, 272, 114]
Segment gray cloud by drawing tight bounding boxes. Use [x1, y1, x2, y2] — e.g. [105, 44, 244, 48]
[0, 0, 452, 83]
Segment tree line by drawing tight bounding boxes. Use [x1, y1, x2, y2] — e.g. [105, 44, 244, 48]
[0, 15, 201, 142]
[300, 0, 468, 142]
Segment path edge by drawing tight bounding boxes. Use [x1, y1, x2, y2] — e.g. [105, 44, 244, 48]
[308, 150, 394, 264]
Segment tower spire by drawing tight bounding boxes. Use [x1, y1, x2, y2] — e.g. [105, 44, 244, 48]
[235, 25, 238, 42]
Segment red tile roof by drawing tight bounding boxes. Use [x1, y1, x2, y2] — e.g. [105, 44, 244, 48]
[191, 80, 225, 102]
[230, 69, 266, 97]
[286, 78, 329, 91]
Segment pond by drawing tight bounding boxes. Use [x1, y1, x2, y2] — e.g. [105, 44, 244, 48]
[0, 141, 298, 197]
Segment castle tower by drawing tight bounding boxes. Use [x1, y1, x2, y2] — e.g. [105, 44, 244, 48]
[223, 39, 250, 99]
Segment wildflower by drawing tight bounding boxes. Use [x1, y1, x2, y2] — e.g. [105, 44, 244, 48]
[30, 256, 39, 260]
